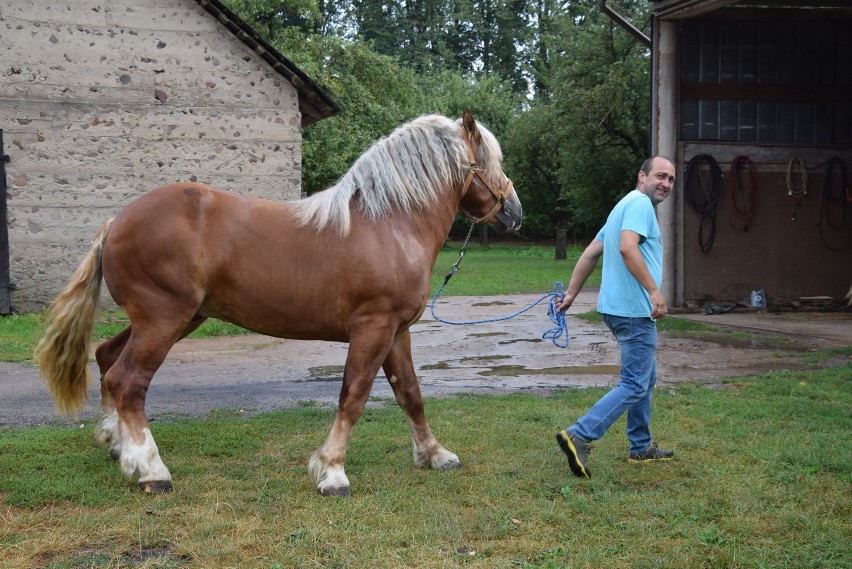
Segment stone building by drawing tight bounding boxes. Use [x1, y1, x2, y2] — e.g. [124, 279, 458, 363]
[0, 0, 338, 313]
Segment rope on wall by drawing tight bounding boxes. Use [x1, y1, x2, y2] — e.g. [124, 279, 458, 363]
[685, 154, 723, 253]
[727, 155, 757, 232]
[818, 156, 851, 251]
[785, 156, 808, 221]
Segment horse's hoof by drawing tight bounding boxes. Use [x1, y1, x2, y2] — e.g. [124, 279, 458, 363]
[109, 448, 121, 461]
[139, 480, 173, 494]
[318, 486, 351, 497]
[430, 450, 462, 470]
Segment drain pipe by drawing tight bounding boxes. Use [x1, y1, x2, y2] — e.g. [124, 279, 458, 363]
[598, 0, 651, 48]
[0, 129, 14, 315]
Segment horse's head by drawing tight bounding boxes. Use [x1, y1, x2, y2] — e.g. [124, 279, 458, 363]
[457, 110, 523, 233]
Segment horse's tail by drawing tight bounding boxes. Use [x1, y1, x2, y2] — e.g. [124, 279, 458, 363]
[34, 218, 114, 417]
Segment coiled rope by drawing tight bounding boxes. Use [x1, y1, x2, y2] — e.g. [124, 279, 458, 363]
[785, 156, 808, 221]
[818, 156, 851, 251]
[685, 154, 723, 253]
[727, 155, 757, 231]
[429, 223, 570, 348]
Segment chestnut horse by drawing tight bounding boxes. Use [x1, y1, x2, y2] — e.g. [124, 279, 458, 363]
[34, 111, 522, 496]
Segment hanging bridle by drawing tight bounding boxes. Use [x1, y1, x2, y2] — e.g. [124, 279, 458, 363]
[458, 130, 515, 224]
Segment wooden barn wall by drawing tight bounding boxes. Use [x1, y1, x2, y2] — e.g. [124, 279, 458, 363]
[675, 17, 852, 305]
[0, 0, 304, 312]
[677, 143, 852, 305]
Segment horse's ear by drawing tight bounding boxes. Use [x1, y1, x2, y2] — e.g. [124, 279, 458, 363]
[462, 109, 479, 140]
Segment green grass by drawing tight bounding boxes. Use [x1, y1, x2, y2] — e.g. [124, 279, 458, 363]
[432, 241, 595, 296]
[0, 366, 849, 568]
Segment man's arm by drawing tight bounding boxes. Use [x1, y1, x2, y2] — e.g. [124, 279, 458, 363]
[556, 238, 604, 312]
[619, 230, 667, 319]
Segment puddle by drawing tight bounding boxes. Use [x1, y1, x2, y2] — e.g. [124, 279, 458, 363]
[499, 338, 544, 345]
[470, 332, 508, 338]
[459, 354, 511, 363]
[299, 365, 344, 382]
[668, 331, 807, 351]
[472, 300, 514, 306]
[478, 364, 621, 377]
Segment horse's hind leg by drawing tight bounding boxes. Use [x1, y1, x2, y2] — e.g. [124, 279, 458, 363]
[94, 318, 206, 463]
[95, 326, 132, 460]
[102, 317, 206, 492]
[382, 330, 461, 470]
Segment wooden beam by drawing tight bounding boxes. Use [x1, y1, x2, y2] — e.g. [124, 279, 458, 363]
[681, 83, 852, 103]
[650, 0, 740, 20]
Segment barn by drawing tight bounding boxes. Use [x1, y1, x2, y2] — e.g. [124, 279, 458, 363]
[614, 0, 852, 310]
[0, 0, 338, 314]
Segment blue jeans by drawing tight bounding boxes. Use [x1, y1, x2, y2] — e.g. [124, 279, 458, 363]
[568, 314, 657, 455]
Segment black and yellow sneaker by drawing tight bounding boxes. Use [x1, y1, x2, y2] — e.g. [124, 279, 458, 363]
[556, 430, 591, 478]
[628, 442, 674, 463]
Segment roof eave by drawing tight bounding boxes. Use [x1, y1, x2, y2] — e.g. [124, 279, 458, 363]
[196, 0, 340, 127]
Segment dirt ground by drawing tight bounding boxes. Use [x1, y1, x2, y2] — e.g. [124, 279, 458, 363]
[1, 291, 849, 428]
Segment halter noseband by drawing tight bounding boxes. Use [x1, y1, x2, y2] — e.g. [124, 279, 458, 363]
[459, 131, 514, 225]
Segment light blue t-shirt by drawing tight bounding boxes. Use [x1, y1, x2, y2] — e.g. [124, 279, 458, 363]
[595, 189, 663, 318]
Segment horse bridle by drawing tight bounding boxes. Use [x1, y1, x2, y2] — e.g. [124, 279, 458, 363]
[458, 132, 515, 224]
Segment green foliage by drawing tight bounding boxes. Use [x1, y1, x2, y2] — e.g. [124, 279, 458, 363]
[223, 0, 653, 240]
[506, 1, 651, 239]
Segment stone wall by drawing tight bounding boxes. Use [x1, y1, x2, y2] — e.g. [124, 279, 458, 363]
[1, 0, 304, 312]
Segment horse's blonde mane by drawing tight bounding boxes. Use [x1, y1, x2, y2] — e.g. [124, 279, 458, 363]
[291, 114, 503, 235]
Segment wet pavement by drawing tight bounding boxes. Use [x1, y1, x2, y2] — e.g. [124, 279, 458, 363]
[0, 291, 849, 428]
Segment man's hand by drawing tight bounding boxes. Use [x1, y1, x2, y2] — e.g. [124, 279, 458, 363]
[649, 289, 668, 319]
[556, 292, 576, 312]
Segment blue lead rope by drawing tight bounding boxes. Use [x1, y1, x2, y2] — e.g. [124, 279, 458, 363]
[429, 280, 570, 349]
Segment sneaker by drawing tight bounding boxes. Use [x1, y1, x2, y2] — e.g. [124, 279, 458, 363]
[556, 430, 591, 478]
[629, 442, 674, 462]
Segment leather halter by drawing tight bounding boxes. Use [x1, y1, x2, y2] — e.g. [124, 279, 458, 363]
[459, 130, 514, 224]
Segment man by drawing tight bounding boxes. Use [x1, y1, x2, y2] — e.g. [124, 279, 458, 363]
[555, 156, 677, 478]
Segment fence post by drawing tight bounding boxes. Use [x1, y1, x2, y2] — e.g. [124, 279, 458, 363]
[0, 129, 14, 315]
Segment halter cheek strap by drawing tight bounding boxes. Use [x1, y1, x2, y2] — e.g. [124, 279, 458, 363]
[459, 131, 514, 224]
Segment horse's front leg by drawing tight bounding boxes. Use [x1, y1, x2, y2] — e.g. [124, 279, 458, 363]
[382, 330, 461, 470]
[309, 323, 397, 497]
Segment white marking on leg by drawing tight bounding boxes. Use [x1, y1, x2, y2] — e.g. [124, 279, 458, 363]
[95, 410, 119, 447]
[405, 416, 461, 469]
[429, 446, 461, 470]
[118, 426, 172, 483]
[309, 419, 352, 494]
[309, 447, 351, 494]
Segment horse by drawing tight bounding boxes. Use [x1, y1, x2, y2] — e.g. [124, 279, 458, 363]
[34, 110, 522, 496]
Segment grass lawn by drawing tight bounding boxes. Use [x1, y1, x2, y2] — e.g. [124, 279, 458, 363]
[0, 366, 849, 568]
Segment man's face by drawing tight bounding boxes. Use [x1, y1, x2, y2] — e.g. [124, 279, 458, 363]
[638, 158, 676, 205]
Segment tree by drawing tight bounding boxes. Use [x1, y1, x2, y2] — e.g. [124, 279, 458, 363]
[224, 0, 652, 249]
[505, 0, 650, 253]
